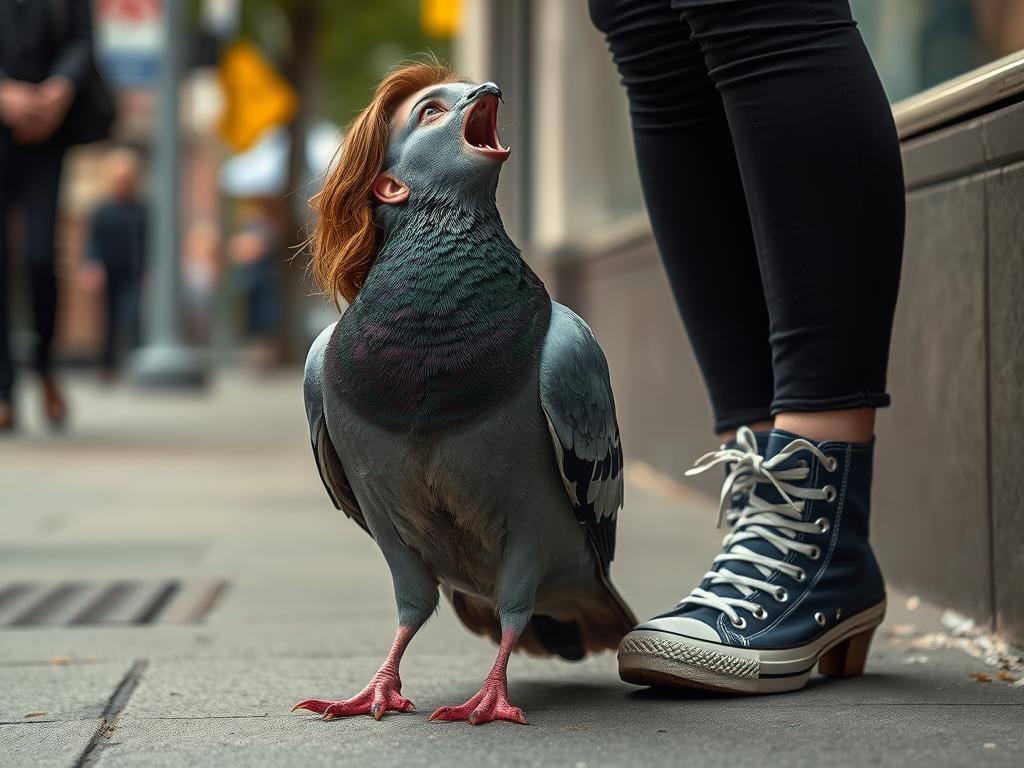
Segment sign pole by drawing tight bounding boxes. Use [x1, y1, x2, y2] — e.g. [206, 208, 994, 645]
[131, 0, 207, 388]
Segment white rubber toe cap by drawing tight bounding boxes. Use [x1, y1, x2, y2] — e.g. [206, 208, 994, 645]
[634, 615, 723, 642]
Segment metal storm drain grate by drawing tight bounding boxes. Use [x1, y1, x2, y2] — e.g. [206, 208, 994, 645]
[0, 580, 228, 628]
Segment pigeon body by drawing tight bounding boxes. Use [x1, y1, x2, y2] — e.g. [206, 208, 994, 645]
[297, 74, 634, 726]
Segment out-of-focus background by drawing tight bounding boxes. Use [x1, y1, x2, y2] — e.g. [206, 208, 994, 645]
[1, 3, 1023, 765]
[18, 0, 1024, 373]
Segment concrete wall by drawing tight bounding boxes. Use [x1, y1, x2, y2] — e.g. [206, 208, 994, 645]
[540, 99, 1024, 645]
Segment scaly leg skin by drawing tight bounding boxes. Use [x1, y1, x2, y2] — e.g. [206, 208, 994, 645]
[292, 626, 416, 721]
[429, 630, 527, 726]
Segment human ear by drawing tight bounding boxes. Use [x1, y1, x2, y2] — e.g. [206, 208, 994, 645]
[372, 173, 410, 205]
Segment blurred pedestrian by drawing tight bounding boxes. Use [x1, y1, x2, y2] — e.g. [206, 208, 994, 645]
[81, 148, 146, 382]
[0, 0, 113, 431]
[228, 198, 283, 369]
[592, 0, 904, 693]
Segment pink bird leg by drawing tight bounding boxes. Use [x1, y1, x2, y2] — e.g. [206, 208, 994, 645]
[429, 630, 527, 726]
[292, 626, 417, 721]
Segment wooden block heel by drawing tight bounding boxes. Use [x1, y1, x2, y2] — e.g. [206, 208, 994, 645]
[818, 626, 876, 678]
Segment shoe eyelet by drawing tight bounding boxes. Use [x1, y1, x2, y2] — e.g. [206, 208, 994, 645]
[752, 606, 768, 620]
[825, 456, 838, 473]
[794, 569, 806, 583]
[731, 616, 747, 629]
[773, 587, 789, 603]
[823, 485, 837, 503]
[808, 546, 821, 561]
[815, 517, 830, 533]
[814, 611, 827, 626]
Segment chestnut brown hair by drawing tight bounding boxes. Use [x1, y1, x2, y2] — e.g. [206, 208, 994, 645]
[309, 59, 465, 305]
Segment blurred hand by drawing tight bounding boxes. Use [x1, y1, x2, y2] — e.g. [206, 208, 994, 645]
[0, 79, 43, 133]
[13, 77, 75, 144]
[79, 262, 107, 292]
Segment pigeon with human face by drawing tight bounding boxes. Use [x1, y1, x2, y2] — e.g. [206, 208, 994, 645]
[294, 65, 634, 726]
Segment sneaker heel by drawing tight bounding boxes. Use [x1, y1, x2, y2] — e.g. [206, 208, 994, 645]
[818, 627, 875, 678]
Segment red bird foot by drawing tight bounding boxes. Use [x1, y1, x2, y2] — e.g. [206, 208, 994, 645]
[428, 681, 527, 726]
[292, 677, 414, 721]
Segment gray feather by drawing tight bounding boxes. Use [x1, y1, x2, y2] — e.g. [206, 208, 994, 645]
[539, 302, 624, 568]
[304, 323, 370, 536]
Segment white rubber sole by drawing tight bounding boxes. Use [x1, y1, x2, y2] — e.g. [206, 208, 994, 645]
[617, 600, 886, 694]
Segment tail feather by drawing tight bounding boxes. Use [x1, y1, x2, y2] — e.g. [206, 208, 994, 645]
[444, 576, 636, 660]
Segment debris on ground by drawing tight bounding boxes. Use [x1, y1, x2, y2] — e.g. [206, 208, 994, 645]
[902, 655, 929, 665]
[886, 624, 916, 638]
[907, 610, 1024, 679]
[23, 712, 47, 718]
[905, 595, 921, 611]
[971, 672, 993, 683]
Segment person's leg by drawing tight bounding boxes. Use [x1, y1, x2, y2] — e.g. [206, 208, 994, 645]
[0, 131, 18, 424]
[617, 0, 900, 693]
[589, 0, 774, 437]
[22, 144, 68, 425]
[101, 267, 121, 377]
[0, 213, 10, 408]
[675, 0, 904, 441]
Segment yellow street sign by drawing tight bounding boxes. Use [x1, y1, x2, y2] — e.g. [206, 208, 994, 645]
[218, 40, 299, 153]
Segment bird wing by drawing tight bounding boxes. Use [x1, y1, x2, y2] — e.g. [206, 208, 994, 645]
[304, 323, 371, 537]
[538, 301, 624, 570]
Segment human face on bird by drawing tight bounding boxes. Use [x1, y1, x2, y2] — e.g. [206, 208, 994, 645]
[372, 81, 510, 208]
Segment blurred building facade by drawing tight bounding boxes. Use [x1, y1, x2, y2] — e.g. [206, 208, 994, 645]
[456, 0, 1024, 644]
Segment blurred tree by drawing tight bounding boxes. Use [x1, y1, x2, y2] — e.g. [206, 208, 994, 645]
[237, 0, 454, 127]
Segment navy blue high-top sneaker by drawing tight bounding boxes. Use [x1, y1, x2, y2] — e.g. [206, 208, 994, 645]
[618, 426, 886, 693]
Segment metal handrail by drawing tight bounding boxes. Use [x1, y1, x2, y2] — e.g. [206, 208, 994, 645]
[893, 48, 1024, 139]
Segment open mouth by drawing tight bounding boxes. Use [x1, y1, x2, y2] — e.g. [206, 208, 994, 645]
[462, 95, 511, 162]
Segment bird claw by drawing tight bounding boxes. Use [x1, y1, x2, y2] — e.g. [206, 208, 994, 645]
[292, 676, 414, 721]
[428, 683, 527, 726]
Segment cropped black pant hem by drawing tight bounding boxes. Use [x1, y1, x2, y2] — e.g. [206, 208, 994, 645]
[715, 392, 891, 434]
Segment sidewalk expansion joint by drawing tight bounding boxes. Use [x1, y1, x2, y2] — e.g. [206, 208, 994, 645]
[73, 659, 148, 768]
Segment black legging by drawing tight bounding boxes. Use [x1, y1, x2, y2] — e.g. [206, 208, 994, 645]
[0, 135, 65, 402]
[589, 0, 905, 433]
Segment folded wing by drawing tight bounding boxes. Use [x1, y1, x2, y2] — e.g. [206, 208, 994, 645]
[303, 323, 370, 537]
[538, 302, 624, 569]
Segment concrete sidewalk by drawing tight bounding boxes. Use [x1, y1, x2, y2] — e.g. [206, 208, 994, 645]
[0, 373, 1020, 767]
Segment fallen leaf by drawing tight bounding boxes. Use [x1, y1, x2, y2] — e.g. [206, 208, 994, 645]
[48, 657, 71, 666]
[886, 624, 916, 638]
[970, 672, 992, 683]
[996, 671, 1018, 683]
[24, 712, 47, 719]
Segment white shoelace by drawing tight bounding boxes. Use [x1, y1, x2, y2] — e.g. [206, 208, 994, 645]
[677, 427, 839, 629]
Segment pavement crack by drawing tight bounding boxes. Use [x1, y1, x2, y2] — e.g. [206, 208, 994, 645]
[73, 659, 148, 768]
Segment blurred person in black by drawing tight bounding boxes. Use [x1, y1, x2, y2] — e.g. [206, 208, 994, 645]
[0, 0, 111, 431]
[81, 148, 146, 382]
